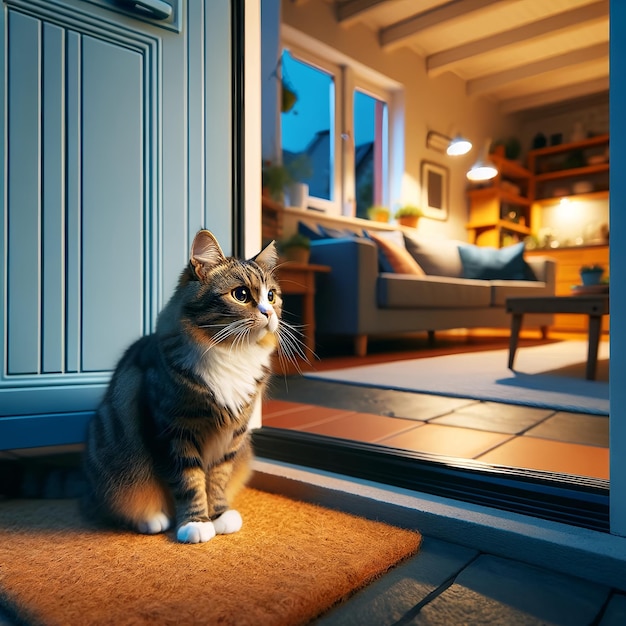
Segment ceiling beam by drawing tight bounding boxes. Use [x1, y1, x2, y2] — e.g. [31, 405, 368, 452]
[467, 42, 608, 97]
[335, 0, 388, 26]
[427, 0, 608, 77]
[499, 76, 609, 114]
[380, 0, 505, 51]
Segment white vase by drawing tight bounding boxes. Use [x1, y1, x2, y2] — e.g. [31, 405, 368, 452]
[286, 182, 309, 210]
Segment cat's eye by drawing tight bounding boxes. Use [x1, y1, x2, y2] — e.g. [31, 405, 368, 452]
[232, 286, 251, 303]
[267, 289, 275, 303]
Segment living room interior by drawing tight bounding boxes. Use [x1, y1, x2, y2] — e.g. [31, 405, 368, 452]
[258, 0, 611, 493]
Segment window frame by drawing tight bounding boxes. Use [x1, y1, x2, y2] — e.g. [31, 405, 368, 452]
[349, 76, 391, 219]
[279, 42, 393, 218]
[279, 43, 341, 214]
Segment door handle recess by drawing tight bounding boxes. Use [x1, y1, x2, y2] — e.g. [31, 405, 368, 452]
[120, 0, 172, 20]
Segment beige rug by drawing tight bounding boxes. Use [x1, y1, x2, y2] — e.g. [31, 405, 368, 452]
[0, 487, 421, 626]
[307, 340, 610, 415]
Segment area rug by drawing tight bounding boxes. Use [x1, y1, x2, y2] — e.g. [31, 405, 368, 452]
[0, 488, 421, 626]
[306, 340, 609, 415]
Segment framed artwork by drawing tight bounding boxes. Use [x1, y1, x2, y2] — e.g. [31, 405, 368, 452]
[421, 160, 449, 221]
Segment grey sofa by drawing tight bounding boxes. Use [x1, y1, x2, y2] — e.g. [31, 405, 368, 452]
[309, 233, 556, 356]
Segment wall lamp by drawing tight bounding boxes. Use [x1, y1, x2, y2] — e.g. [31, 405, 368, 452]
[426, 131, 472, 156]
[466, 139, 498, 182]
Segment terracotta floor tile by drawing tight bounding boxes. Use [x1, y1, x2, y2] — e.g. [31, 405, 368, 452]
[262, 399, 311, 418]
[262, 404, 356, 429]
[300, 412, 423, 443]
[476, 437, 609, 480]
[378, 424, 512, 459]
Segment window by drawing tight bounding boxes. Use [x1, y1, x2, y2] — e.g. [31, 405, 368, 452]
[280, 46, 391, 216]
[354, 89, 388, 219]
[280, 49, 336, 209]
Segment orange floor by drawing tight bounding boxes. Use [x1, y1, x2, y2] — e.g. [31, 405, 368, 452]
[265, 330, 609, 481]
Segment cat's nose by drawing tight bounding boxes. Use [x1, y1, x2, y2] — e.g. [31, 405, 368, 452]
[258, 304, 273, 319]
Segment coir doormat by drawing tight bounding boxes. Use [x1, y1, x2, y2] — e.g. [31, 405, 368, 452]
[0, 487, 421, 626]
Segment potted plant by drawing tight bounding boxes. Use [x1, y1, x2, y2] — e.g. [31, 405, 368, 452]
[262, 161, 293, 202]
[394, 205, 423, 228]
[278, 232, 311, 264]
[579, 264, 604, 286]
[367, 205, 390, 223]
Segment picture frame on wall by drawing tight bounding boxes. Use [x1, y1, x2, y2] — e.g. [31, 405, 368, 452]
[421, 160, 449, 221]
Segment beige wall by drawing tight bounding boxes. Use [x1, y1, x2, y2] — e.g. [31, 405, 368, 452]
[275, 0, 517, 241]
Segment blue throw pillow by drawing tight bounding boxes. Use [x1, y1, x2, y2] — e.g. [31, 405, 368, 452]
[458, 242, 531, 280]
[319, 225, 362, 239]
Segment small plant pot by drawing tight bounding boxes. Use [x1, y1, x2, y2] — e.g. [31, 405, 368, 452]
[580, 269, 603, 286]
[283, 247, 310, 264]
[397, 216, 420, 228]
[370, 211, 389, 223]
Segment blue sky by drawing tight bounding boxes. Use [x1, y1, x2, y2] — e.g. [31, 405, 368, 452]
[281, 50, 375, 153]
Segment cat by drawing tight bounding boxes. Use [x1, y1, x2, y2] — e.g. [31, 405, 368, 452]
[82, 230, 303, 543]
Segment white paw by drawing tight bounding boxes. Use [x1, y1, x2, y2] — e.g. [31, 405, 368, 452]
[177, 520, 216, 544]
[213, 509, 242, 535]
[137, 512, 171, 534]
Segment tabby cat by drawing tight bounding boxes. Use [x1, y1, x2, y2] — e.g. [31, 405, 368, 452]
[83, 230, 299, 543]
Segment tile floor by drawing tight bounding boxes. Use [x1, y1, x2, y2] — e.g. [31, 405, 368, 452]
[265, 376, 609, 480]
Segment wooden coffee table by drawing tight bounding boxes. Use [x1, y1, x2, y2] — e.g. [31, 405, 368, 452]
[506, 295, 609, 380]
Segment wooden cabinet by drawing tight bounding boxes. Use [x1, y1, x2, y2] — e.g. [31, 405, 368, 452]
[466, 149, 532, 247]
[526, 246, 609, 333]
[528, 134, 609, 203]
[528, 135, 609, 235]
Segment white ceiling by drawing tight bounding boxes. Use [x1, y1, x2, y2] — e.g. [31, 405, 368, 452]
[333, 0, 609, 115]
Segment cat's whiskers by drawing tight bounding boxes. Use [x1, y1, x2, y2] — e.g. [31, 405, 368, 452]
[275, 319, 314, 374]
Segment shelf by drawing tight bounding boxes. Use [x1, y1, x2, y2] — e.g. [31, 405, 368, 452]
[467, 186, 531, 206]
[490, 153, 532, 180]
[529, 133, 609, 158]
[534, 162, 609, 183]
[465, 220, 531, 236]
[533, 189, 609, 206]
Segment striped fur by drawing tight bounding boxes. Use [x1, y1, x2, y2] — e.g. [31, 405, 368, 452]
[83, 231, 284, 543]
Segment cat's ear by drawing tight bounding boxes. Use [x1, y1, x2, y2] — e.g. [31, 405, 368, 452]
[190, 230, 226, 281]
[252, 241, 278, 271]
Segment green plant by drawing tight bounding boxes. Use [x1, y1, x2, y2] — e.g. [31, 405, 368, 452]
[262, 161, 293, 200]
[281, 81, 297, 113]
[493, 136, 522, 160]
[580, 264, 604, 273]
[394, 205, 424, 219]
[278, 232, 311, 253]
[367, 205, 390, 221]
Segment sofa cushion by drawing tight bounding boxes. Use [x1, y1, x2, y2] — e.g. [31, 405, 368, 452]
[320, 225, 363, 239]
[367, 231, 426, 275]
[378, 274, 492, 309]
[458, 242, 531, 280]
[298, 221, 362, 241]
[402, 232, 464, 277]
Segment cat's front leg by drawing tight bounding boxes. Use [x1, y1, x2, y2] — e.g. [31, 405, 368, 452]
[205, 435, 252, 535]
[170, 460, 215, 544]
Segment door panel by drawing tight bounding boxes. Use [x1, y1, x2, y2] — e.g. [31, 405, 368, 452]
[81, 35, 144, 371]
[0, 0, 236, 447]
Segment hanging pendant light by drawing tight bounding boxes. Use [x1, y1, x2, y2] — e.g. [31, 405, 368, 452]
[446, 135, 472, 156]
[466, 139, 498, 181]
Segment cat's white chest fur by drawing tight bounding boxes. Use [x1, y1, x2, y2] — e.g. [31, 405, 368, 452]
[196, 341, 273, 412]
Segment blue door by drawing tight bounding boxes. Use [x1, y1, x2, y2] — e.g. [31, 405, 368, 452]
[0, 0, 236, 448]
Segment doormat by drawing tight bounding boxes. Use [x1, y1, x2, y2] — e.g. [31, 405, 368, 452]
[0, 487, 421, 626]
